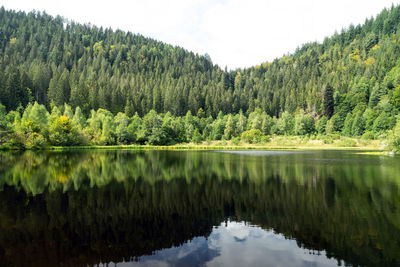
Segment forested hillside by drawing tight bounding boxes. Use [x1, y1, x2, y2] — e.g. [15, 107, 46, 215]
[0, 7, 222, 116]
[1, 5, 400, 148]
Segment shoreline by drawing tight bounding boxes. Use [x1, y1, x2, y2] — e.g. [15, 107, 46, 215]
[0, 137, 389, 152]
[0, 144, 386, 152]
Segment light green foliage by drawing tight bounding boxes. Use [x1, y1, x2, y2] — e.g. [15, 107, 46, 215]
[363, 108, 376, 131]
[373, 112, 393, 134]
[5, 111, 21, 131]
[338, 137, 357, 147]
[343, 114, 354, 136]
[351, 112, 365, 136]
[0, 101, 395, 148]
[85, 110, 102, 143]
[85, 108, 115, 144]
[361, 130, 375, 140]
[271, 117, 280, 135]
[25, 132, 46, 149]
[223, 115, 236, 140]
[248, 109, 263, 131]
[49, 116, 82, 146]
[184, 111, 196, 142]
[390, 119, 400, 152]
[72, 107, 86, 130]
[383, 65, 400, 90]
[236, 111, 247, 134]
[369, 83, 386, 107]
[261, 114, 273, 135]
[100, 116, 116, 145]
[127, 113, 142, 143]
[347, 77, 370, 108]
[161, 113, 184, 145]
[147, 126, 166, 145]
[191, 128, 202, 144]
[211, 112, 226, 140]
[294, 110, 315, 135]
[201, 117, 214, 140]
[392, 85, 400, 109]
[30, 102, 49, 129]
[278, 111, 294, 135]
[327, 112, 346, 133]
[49, 106, 62, 122]
[20, 102, 49, 135]
[231, 136, 241, 145]
[142, 110, 165, 145]
[63, 103, 74, 119]
[316, 116, 328, 135]
[142, 110, 161, 136]
[241, 129, 264, 144]
[114, 113, 131, 144]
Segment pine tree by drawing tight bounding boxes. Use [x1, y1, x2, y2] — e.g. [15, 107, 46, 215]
[323, 84, 334, 118]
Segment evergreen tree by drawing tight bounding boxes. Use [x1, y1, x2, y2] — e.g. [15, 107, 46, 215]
[323, 84, 334, 118]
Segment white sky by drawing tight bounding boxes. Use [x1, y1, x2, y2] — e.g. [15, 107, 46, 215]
[0, 0, 399, 69]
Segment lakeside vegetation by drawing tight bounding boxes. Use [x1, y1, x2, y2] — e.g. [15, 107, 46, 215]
[1, 6, 400, 151]
[0, 101, 395, 151]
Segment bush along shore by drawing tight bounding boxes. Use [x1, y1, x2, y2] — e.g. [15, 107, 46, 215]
[0, 102, 397, 152]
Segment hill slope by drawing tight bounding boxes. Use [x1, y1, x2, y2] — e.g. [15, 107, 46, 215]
[1, 5, 400, 146]
[0, 7, 224, 116]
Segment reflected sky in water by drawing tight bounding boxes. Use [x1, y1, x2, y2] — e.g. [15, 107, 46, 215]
[113, 221, 338, 267]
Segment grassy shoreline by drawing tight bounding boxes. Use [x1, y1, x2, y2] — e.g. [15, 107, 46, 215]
[0, 136, 388, 152]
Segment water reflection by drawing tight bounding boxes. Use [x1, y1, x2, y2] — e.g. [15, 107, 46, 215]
[118, 221, 338, 267]
[0, 150, 399, 266]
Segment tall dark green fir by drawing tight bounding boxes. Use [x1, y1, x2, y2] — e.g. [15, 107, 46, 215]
[323, 84, 334, 119]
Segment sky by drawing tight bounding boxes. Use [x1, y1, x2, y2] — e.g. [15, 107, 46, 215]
[0, 0, 400, 69]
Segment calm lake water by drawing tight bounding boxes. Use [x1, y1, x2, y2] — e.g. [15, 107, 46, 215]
[0, 150, 400, 266]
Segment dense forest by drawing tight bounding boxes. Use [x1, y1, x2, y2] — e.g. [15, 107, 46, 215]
[1, 5, 400, 148]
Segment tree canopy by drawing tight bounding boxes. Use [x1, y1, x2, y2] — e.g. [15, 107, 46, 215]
[1, 5, 400, 146]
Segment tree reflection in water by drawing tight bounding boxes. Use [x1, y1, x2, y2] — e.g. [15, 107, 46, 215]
[0, 150, 399, 266]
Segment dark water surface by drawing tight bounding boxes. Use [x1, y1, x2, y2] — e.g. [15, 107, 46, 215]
[0, 150, 399, 266]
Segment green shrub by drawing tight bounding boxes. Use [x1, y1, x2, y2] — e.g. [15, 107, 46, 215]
[338, 138, 357, 147]
[49, 116, 82, 146]
[8, 131, 26, 149]
[261, 135, 271, 143]
[361, 130, 375, 140]
[316, 116, 328, 134]
[241, 129, 263, 144]
[389, 120, 400, 153]
[191, 128, 202, 144]
[321, 135, 334, 144]
[327, 133, 341, 140]
[25, 132, 46, 150]
[216, 140, 227, 146]
[231, 136, 241, 145]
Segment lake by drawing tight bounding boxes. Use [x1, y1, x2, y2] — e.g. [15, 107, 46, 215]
[0, 150, 399, 266]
